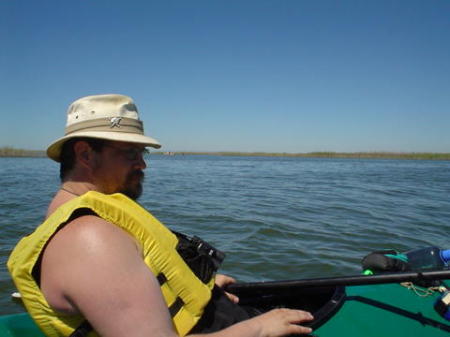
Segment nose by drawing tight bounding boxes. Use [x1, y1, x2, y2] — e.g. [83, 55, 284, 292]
[137, 155, 147, 169]
[132, 152, 147, 170]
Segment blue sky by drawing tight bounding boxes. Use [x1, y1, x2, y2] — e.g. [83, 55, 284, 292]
[1, 1, 449, 153]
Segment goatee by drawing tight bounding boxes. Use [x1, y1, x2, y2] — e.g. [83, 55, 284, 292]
[121, 170, 144, 200]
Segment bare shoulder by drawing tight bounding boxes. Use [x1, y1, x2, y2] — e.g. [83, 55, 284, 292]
[41, 215, 142, 313]
[59, 214, 129, 237]
[42, 214, 142, 273]
[41, 214, 175, 337]
[49, 215, 140, 255]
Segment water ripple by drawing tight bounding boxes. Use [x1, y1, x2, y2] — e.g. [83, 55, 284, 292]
[1, 156, 449, 314]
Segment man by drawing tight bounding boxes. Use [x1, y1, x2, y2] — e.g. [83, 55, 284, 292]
[8, 94, 313, 337]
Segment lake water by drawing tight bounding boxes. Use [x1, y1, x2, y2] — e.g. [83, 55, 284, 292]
[1, 155, 449, 314]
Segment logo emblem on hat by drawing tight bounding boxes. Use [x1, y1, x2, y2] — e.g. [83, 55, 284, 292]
[110, 117, 122, 128]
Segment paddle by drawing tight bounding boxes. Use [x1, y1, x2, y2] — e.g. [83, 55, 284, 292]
[226, 269, 450, 293]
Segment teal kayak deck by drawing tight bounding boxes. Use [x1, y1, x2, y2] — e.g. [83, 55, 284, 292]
[1, 281, 449, 337]
[0, 312, 44, 337]
[315, 282, 449, 336]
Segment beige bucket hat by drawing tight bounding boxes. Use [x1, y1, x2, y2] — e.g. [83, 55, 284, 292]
[47, 94, 161, 162]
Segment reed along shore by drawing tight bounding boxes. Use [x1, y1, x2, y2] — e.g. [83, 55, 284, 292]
[1, 147, 449, 160]
[0, 147, 45, 158]
[159, 151, 450, 160]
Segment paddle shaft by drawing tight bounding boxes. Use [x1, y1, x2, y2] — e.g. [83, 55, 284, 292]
[226, 269, 450, 292]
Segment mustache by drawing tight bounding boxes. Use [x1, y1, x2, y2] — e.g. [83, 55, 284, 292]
[128, 170, 145, 181]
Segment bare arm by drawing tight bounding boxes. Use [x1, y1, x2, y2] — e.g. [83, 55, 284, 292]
[41, 216, 175, 337]
[41, 217, 312, 337]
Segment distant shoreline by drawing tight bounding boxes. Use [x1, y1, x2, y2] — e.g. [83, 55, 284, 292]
[0, 147, 46, 158]
[1, 147, 450, 160]
[161, 151, 450, 160]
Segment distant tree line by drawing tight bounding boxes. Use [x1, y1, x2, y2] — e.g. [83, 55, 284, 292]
[157, 151, 450, 160]
[1, 147, 449, 160]
[0, 147, 45, 157]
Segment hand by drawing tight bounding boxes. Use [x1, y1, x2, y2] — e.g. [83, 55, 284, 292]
[250, 308, 314, 337]
[215, 274, 236, 288]
[215, 274, 239, 303]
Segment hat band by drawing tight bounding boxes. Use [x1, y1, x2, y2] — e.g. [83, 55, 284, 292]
[65, 117, 144, 135]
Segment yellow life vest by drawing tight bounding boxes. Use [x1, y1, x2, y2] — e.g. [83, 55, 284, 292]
[8, 191, 215, 337]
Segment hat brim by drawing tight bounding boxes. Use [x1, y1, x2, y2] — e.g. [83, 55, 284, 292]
[46, 131, 161, 162]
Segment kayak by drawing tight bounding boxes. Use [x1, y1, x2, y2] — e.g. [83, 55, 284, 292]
[231, 276, 450, 337]
[1, 272, 449, 337]
[0, 312, 41, 337]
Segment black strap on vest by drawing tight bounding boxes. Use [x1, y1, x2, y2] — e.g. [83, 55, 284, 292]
[156, 272, 167, 285]
[169, 297, 185, 317]
[157, 272, 185, 317]
[69, 320, 92, 337]
[156, 273, 184, 318]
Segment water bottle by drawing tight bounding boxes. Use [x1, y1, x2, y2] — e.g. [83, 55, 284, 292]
[405, 246, 450, 271]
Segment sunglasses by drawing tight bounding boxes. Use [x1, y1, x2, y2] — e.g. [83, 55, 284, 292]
[104, 144, 150, 161]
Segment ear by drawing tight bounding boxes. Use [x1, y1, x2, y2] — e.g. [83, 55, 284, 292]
[73, 141, 94, 167]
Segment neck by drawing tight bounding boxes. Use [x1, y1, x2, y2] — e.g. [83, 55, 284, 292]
[59, 182, 97, 197]
[60, 186, 80, 196]
[47, 182, 97, 218]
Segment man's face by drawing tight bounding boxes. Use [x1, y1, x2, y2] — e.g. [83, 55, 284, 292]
[92, 141, 148, 200]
